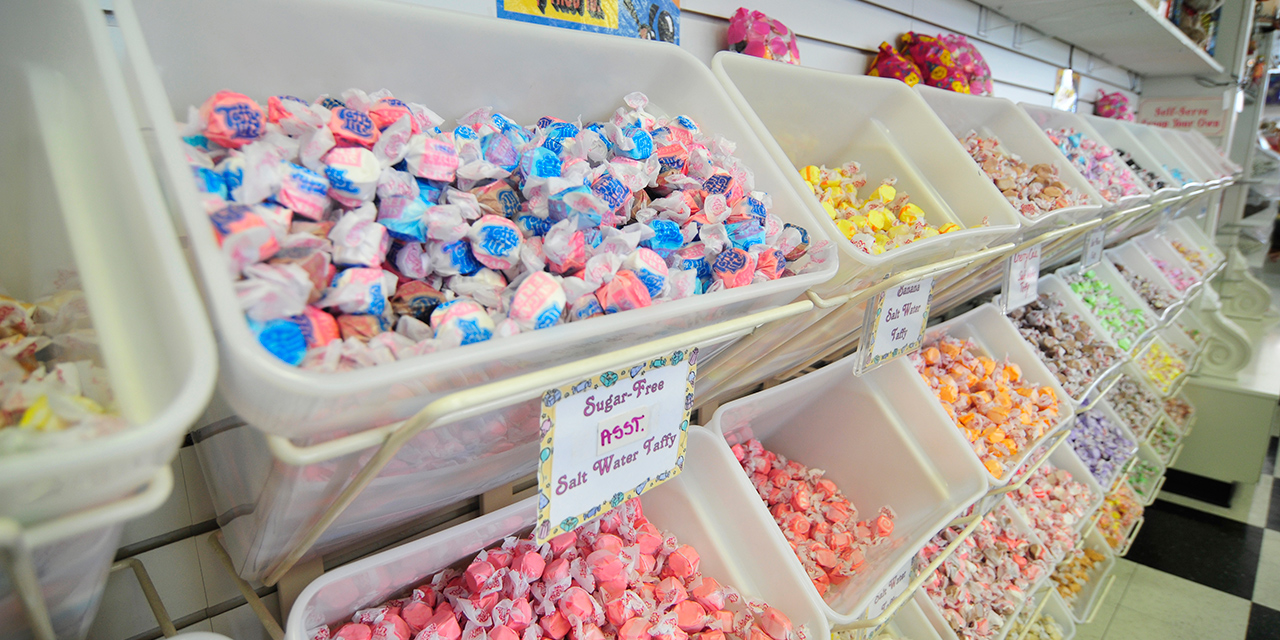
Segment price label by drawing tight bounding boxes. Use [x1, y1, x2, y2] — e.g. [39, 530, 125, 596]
[535, 349, 696, 544]
[866, 559, 913, 627]
[1001, 243, 1042, 312]
[857, 277, 933, 374]
[1081, 227, 1106, 269]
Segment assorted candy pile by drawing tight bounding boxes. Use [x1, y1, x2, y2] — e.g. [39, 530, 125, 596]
[1137, 341, 1186, 393]
[1127, 457, 1163, 502]
[1106, 375, 1163, 439]
[1112, 262, 1177, 313]
[1008, 295, 1120, 399]
[1008, 608, 1066, 640]
[1043, 128, 1145, 203]
[0, 290, 127, 455]
[731, 438, 896, 598]
[1179, 322, 1204, 345]
[309, 498, 804, 640]
[1149, 257, 1195, 292]
[1170, 240, 1209, 275]
[1165, 167, 1190, 185]
[1149, 421, 1181, 461]
[1052, 546, 1108, 604]
[1096, 485, 1143, 550]
[181, 89, 825, 369]
[1063, 270, 1150, 351]
[958, 132, 1087, 219]
[1008, 465, 1096, 562]
[1115, 149, 1166, 191]
[911, 335, 1061, 477]
[799, 163, 961, 255]
[1162, 395, 1194, 429]
[917, 504, 1051, 640]
[1068, 409, 1136, 487]
[1165, 338, 1193, 362]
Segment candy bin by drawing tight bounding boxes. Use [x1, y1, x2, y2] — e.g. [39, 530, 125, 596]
[1179, 130, 1240, 180]
[1006, 591, 1076, 640]
[117, 0, 841, 581]
[1066, 401, 1139, 490]
[1148, 418, 1183, 465]
[1095, 484, 1143, 556]
[1102, 371, 1166, 440]
[703, 351, 988, 626]
[1161, 393, 1196, 434]
[0, 0, 217, 637]
[1135, 337, 1189, 396]
[1116, 122, 1200, 193]
[1126, 442, 1167, 506]
[1007, 275, 1128, 408]
[1007, 446, 1103, 562]
[283, 429, 832, 640]
[915, 86, 1106, 234]
[1174, 310, 1208, 350]
[866, 596, 946, 640]
[1052, 528, 1116, 623]
[914, 498, 1054, 640]
[912, 304, 1075, 485]
[1133, 232, 1203, 297]
[1019, 104, 1152, 212]
[1105, 241, 1193, 313]
[1155, 127, 1219, 186]
[700, 51, 1020, 402]
[1055, 262, 1159, 354]
[1079, 114, 1181, 203]
[1169, 217, 1225, 273]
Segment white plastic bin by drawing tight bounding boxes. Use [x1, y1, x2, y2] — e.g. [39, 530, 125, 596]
[1019, 104, 1153, 211]
[1079, 114, 1181, 202]
[1172, 130, 1231, 182]
[1126, 441, 1167, 506]
[1135, 335, 1189, 397]
[876, 596, 945, 640]
[1118, 122, 1201, 191]
[1185, 130, 1241, 175]
[914, 86, 1106, 233]
[115, 0, 836, 440]
[923, 304, 1077, 484]
[1133, 232, 1203, 297]
[702, 351, 988, 626]
[0, 525, 122, 640]
[1104, 369, 1167, 440]
[0, 0, 215, 525]
[284, 432, 832, 640]
[1106, 241, 1191, 306]
[1054, 261, 1160, 354]
[1074, 400, 1141, 490]
[1037, 591, 1079, 640]
[1156, 128, 1218, 185]
[1062, 528, 1117, 624]
[1038, 445, 1106, 537]
[1033, 275, 1131, 407]
[1168, 217, 1225, 271]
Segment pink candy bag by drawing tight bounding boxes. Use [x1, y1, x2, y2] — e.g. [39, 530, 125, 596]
[1095, 90, 1136, 121]
[940, 34, 993, 96]
[726, 7, 801, 65]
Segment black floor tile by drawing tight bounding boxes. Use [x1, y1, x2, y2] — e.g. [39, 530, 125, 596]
[1269, 478, 1280, 532]
[1126, 499, 1264, 599]
[1248, 602, 1280, 640]
[1266, 437, 1278, 477]
[1161, 468, 1236, 507]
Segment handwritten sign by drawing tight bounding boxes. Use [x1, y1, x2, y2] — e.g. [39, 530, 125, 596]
[535, 349, 695, 543]
[1136, 96, 1227, 137]
[858, 277, 933, 374]
[866, 559, 913, 629]
[1082, 227, 1106, 269]
[1002, 244, 1042, 312]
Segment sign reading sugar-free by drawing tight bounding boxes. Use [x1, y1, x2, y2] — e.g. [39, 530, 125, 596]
[858, 277, 933, 374]
[535, 349, 695, 543]
[1002, 243, 1042, 312]
[1082, 227, 1107, 269]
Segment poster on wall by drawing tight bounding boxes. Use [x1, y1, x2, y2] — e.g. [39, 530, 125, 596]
[497, 0, 680, 43]
[1053, 69, 1081, 112]
[1136, 96, 1228, 136]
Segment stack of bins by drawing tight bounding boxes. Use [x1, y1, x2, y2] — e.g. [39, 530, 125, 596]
[701, 351, 989, 627]
[114, 0, 839, 581]
[913, 87, 1108, 311]
[1157, 128, 1221, 187]
[702, 52, 1022, 404]
[0, 0, 216, 637]
[1120, 121, 1202, 194]
[1080, 114, 1182, 243]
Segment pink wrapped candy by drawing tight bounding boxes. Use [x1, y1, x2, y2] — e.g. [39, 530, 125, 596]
[199, 90, 265, 149]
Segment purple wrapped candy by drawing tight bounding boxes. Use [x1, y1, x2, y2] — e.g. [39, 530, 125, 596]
[1068, 408, 1136, 486]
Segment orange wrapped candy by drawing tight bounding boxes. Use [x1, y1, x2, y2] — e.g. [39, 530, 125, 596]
[912, 335, 1060, 478]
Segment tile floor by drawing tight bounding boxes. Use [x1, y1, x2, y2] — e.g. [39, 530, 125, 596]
[1074, 437, 1280, 640]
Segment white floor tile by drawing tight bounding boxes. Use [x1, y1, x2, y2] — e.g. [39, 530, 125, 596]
[1072, 558, 1139, 640]
[119, 458, 192, 547]
[1116, 565, 1251, 638]
[1253, 529, 1280, 610]
[87, 538, 209, 640]
[182, 446, 217, 524]
[1249, 477, 1274, 528]
[1103, 604, 1247, 640]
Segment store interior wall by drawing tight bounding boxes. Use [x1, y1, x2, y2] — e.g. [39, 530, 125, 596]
[87, 0, 1146, 638]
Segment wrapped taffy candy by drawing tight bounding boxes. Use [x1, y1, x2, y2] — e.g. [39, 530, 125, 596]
[182, 89, 826, 370]
[1063, 269, 1150, 351]
[1127, 457, 1162, 502]
[1095, 484, 1142, 550]
[1043, 128, 1145, 203]
[1052, 546, 1107, 604]
[916, 504, 1051, 640]
[1007, 295, 1119, 399]
[911, 335, 1061, 477]
[1170, 240, 1210, 275]
[1068, 409, 1136, 487]
[799, 163, 962, 256]
[1149, 258, 1195, 292]
[1162, 395, 1193, 430]
[1008, 608, 1065, 640]
[730, 438, 896, 598]
[1105, 375, 1163, 439]
[959, 131, 1087, 219]
[309, 498, 806, 640]
[0, 289, 128, 455]
[1009, 464, 1096, 563]
[1136, 341, 1185, 393]
[1112, 263, 1177, 313]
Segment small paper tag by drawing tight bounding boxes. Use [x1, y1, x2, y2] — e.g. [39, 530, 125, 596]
[535, 349, 696, 544]
[857, 276, 933, 375]
[1002, 243, 1042, 312]
[1082, 227, 1106, 269]
[867, 559, 913, 627]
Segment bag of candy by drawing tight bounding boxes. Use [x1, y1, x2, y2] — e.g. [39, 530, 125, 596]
[941, 33, 992, 95]
[901, 32, 972, 93]
[1095, 90, 1136, 121]
[866, 41, 924, 86]
[726, 7, 801, 65]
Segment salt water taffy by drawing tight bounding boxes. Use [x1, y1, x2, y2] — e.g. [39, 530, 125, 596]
[1007, 295, 1119, 399]
[308, 498, 808, 640]
[183, 90, 824, 370]
[960, 131, 1087, 219]
[1111, 262, 1177, 313]
[799, 163, 961, 256]
[1067, 409, 1136, 487]
[1043, 128, 1145, 203]
[1063, 270, 1150, 351]
[731, 438, 896, 598]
